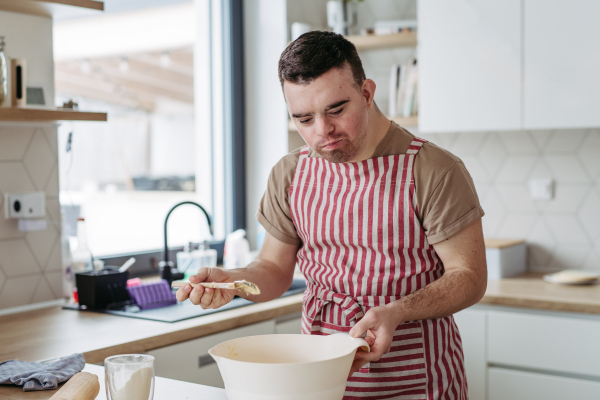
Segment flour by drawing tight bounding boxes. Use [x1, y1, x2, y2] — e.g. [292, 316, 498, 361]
[110, 366, 153, 400]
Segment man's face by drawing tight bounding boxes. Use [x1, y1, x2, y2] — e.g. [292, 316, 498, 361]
[283, 65, 371, 163]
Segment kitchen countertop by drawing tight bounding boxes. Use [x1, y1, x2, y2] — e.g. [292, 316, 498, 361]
[480, 272, 600, 314]
[0, 293, 303, 363]
[2, 272, 600, 365]
[0, 364, 228, 400]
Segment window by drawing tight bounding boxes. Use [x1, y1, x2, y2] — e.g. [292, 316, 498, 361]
[55, 0, 245, 257]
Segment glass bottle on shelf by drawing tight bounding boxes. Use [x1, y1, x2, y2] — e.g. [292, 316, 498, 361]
[0, 36, 7, 104]
[71, 217, 94, 273]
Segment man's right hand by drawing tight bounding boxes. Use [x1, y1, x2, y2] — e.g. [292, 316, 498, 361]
[175, 267, 236, 309]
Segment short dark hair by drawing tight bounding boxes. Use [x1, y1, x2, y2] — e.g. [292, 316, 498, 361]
[278, 31, 366, 89]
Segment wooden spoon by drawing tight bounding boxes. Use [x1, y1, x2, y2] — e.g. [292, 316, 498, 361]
[171, 280, 261, 295]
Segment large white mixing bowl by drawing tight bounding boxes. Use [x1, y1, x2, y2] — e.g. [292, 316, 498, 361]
[209, 333, 370, 400]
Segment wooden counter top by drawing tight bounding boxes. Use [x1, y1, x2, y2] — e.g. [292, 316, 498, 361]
[2, 272, 600, 366]
[480, 272, 600, 314]
[0, 294, 303, 364]
[0, 364, 227, 400]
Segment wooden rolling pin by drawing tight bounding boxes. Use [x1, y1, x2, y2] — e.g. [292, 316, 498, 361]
[49, 372, 100, 400]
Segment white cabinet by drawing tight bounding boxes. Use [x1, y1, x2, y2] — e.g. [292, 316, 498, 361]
[419, 0, 600, 132]
[418, 0, 522, 133]
[489, 367, 600, 400]
[147, 320, 275, 388]
[458, 305, 600, 400]
[275, 313, 302, 334]
[523, 0, 600, 129]
[488, 310, 600, 378]
[454, 309, 486, 400]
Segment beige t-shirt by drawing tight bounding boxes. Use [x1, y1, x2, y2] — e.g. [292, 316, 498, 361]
[256, 121, 484, 246]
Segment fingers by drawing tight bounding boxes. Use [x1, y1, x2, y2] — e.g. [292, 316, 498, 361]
[189, 267, 212, 283]
[200, 287, 215, 308]
[182, 267, 233, 309]
[175, 283, 193, 302]
[188, 285, 227, 309]
[188, 283, 206, 305]
[350, 310, 378, 338]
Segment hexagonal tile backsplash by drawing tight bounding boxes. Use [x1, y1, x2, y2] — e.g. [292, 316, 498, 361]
[417, 128, 600, 272]
[0, 124, 62, 310]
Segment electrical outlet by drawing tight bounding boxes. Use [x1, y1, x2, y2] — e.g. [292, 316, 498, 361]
[4, 192, 45, 219]
[530, 179, 554, 200]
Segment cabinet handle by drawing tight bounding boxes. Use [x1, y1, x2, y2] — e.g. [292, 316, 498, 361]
[199, 354, 216, 367]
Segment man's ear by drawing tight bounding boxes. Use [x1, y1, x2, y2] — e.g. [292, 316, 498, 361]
[361, 79, 376, 109]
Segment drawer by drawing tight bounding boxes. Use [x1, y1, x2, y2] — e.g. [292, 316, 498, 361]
[147, 320, 275, 387]
[275, 313, 302, 334]
[489, 367, 600, 400]
[488, 310, 600, 378]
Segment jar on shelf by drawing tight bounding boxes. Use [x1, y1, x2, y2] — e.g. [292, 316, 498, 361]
[0, 36, 7, 104]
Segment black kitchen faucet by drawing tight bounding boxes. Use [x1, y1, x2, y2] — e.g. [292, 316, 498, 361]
[161, 201, 213, 284]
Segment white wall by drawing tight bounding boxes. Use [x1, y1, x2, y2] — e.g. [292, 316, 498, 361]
[0, 11, 62, 310]
[243, 0, 289, 248]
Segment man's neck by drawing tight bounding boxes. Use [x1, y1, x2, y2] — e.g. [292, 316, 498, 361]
[348, 104, 391, 162]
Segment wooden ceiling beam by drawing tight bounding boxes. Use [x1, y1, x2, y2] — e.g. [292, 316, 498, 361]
[129, 53, 193, 76]
[108, 76, 193, 104]
[55, 80, 156, 112]
[55, 70, 157, 111]
[55, 67, 193, 105]
[89, 59, 193, 93]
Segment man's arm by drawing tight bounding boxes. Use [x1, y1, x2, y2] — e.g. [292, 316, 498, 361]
[176, 232, 300, 308]
[349, 218, 487, 375]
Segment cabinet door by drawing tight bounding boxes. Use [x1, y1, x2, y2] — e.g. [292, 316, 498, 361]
[524, 0, 600, 129]
[453, 308, 486, 400]
[488, 310, 600, 378]
[489, 367, 600, 400]
[418, 0, 522, 132]
[275, 314, 302, 334]
[147, 320, 275, 388]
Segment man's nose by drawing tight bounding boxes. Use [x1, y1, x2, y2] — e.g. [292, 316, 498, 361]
[314, 116, 335, 137]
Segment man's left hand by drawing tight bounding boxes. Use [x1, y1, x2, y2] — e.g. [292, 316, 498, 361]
[348, 304, 403, 376]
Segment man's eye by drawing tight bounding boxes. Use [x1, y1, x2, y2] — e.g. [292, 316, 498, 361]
[300, 118, 312, 124]
[331, 108, 343, 115]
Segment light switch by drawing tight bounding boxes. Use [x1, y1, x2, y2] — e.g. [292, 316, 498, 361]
[4, 192, 45, 219]
[530, 179, 554, 200]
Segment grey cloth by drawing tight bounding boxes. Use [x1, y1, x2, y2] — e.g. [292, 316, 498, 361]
[0, 353, 85, 391]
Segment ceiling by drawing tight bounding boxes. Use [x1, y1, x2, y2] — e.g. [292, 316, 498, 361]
[54, 46, 193, 112]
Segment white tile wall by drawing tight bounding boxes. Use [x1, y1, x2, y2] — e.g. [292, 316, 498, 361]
[0, 124, 62, 310]
[418, 128, 600, 272]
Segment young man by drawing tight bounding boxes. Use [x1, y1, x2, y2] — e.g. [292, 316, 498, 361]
[177, 31, 487, 399]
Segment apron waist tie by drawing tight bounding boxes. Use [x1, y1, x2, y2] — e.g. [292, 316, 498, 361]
[305, 286, 403, 374]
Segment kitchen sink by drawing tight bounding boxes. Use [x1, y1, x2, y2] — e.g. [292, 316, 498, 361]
[64, 278, 307, 323]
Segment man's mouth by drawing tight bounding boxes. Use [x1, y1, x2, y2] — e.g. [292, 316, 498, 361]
[320, 138, 344, 150]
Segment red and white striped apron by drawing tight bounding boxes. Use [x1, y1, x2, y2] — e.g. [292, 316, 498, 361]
[289, 138, 467, 400]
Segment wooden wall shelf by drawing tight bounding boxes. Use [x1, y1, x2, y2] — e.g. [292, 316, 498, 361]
[0, 0, 103, 19]
[288, 115, 418, 132]
[0, 107, 107, 122]
[347, 32, 417, 51]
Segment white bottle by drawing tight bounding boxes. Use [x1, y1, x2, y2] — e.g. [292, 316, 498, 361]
[61, 211, 74, 299]
[224, 229, 250, 269]
[71, 217, 93, 273]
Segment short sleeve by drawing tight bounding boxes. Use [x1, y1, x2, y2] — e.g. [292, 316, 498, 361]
[255, 150, 302, 246]
[414, 143, 485, 244]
